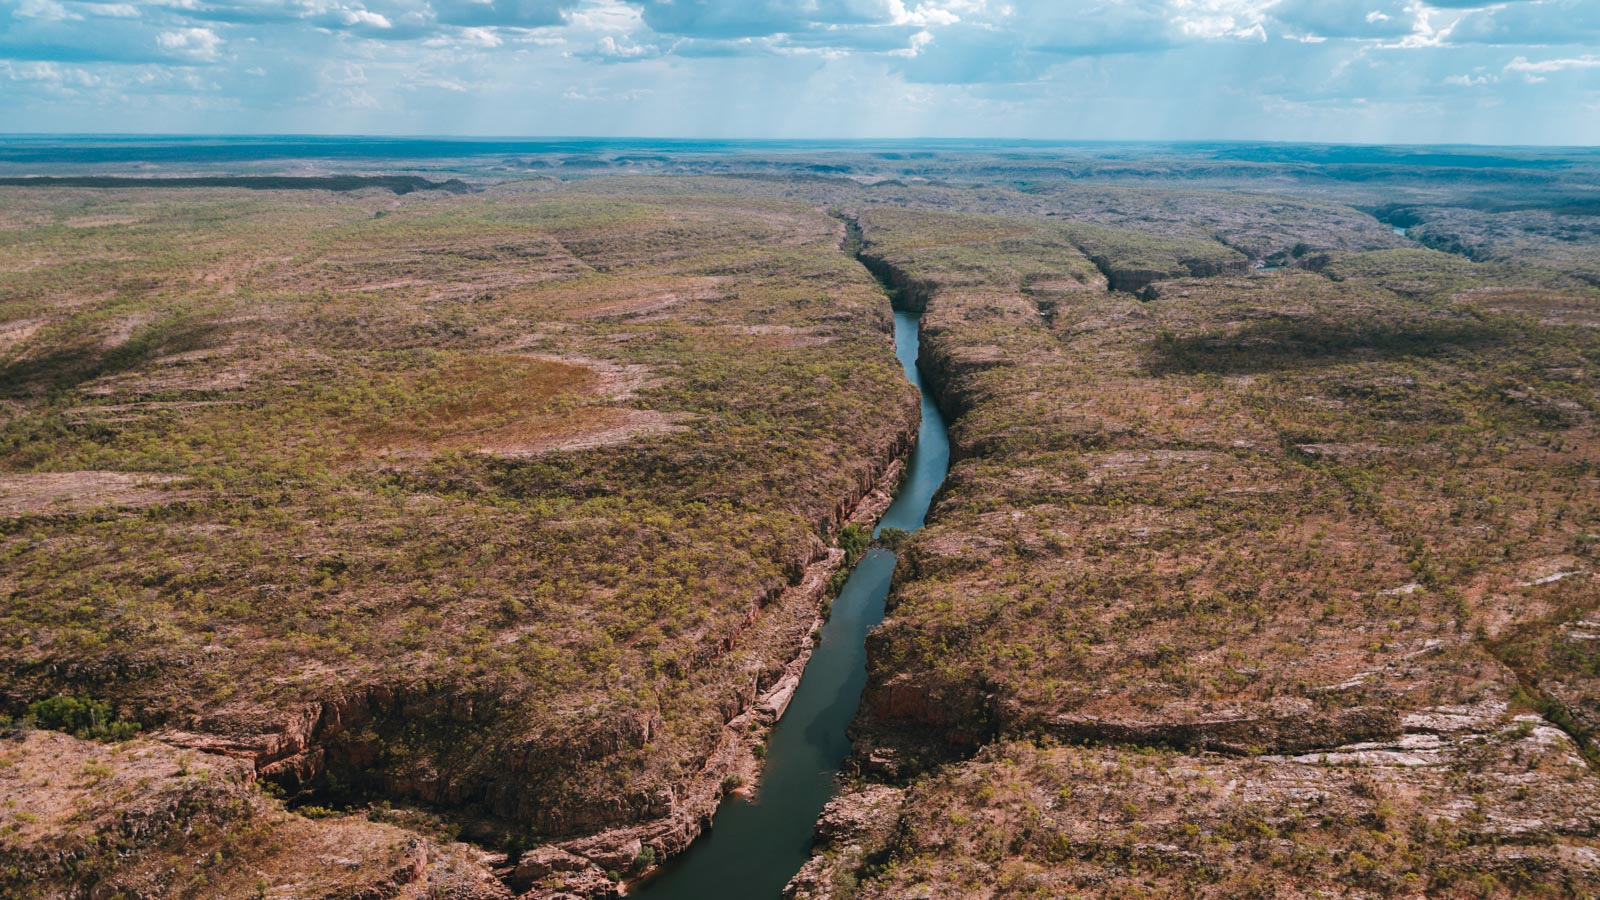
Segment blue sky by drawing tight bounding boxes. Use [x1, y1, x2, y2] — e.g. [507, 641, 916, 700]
[1, 0, 1597, 143]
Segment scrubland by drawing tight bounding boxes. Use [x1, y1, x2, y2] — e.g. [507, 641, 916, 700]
[3, 142, 1600, 898]
[0, 181, 917, 895]
[792, 179, 1600, 898]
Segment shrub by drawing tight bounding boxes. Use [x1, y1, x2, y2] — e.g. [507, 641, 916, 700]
[26, 696, 141, 742]
[877, 526, 911, 551]
[632, 845, 657, 872]
[839, 523, 871, 564]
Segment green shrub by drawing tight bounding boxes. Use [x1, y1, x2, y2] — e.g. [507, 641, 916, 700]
[839, 523, 871, 563]
[632, 845, 657, 872]
[877, 526, 911, 551]
[26, 696, 141, 742]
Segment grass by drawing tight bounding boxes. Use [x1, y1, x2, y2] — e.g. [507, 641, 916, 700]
[822, 202, 1600, 896]
[0, 181, 919, 847]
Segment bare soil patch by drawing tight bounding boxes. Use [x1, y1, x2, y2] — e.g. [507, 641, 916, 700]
[0, 470, 192, 518]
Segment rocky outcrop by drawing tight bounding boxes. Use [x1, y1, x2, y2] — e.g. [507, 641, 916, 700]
[796, 699, 1600, 897]
[784, 785, 904, 900]
[1086, 254, 1250, 296]
[1090, 258, 1170, 295]
[1036, 700, 1401, 756]
[856, 253, 934, 312]
[0, 730, 511, 899]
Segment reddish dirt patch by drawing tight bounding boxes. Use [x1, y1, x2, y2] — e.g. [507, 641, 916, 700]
[0, 471, 192, 518]
[374, 354, 687, 457]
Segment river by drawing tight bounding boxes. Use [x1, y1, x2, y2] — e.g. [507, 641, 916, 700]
[631, 306, 950, 898]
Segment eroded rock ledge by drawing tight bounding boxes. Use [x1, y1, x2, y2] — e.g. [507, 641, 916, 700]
[791, 700, 1600, 898]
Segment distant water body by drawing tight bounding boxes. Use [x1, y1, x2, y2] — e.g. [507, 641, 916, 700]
[0, 135, 1587, 169]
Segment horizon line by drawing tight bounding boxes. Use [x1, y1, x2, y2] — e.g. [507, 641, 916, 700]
[0, 133, 1597, 151]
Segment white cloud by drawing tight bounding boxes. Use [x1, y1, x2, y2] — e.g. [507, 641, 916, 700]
[0, 0, 1598, 142]
[1172, 0, 1276, 40]
[406, 77, 469, 91]
[459, 26, 502, 46]
[887, 1, 973, 27]
[888, 28, 934, 56]
[425, 26, 504, 46]
[1504, 53, 1600, 82]
[83, 3, 141, 18]
[341, 9, 392, 29]
[566, 0, 643, 32]
[587, 33, 658, 59]
[156, 26, 223, 59]
[1449, 0, 1600, 47]
[16, 0, 79, 21]
[562, 85, 652, 100]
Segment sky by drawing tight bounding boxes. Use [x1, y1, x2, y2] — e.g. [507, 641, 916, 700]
[0, 0, 1597, 144]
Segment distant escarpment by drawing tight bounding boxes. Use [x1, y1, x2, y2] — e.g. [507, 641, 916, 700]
[0, 174, 475, 194]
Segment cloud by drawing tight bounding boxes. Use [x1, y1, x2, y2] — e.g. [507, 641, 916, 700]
[888, 1, 964, 27]
[156, 26, 224, 59]
[171, 1, 308, 27]
[887, 0, 1276, 83]
[1448, 0, 1600, 45]
[82, 3, 141, 17]
[1444, 68, 1496, 86]
[343, 9, 393, 29]
[2, 59, 100, 87]
[405, 76, 470, 90]
[433, 0, 576, 28]
[1268, 0, 1417, 38]
[15, 0, 80, 21]
[578, 32, 663, 59]
[0, 4, 221, 63]
[776, 24, 921, 53]
[0, 0, 1596, 143]
[1504, 53, 1600, 82]
[624, 0, 898, 38]
[1419, 0, 1537, 7]
[893, 25, 1047, 82]
[1025, 2, 1180, 56]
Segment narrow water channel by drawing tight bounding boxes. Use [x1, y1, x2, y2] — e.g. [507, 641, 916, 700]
[632, 307, 949, 898]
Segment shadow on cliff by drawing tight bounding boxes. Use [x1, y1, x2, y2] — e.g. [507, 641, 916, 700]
[1145, 316, 1516, 376]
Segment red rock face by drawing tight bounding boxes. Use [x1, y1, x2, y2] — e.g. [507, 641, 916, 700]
[0, 731, 513, 899]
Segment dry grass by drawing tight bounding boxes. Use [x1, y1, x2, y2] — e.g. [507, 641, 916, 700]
[0, 181, 919, 864]
[823, 204, 1600, 896]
